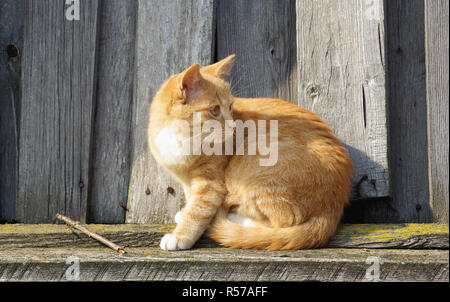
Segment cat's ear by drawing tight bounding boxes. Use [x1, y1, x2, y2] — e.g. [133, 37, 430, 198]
[202, 54, 235, 78]
[181, 63, 201, 90]
[180, 63, 202, 104]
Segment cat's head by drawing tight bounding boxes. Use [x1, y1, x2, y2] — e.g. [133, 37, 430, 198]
[151, 54, 237, 137]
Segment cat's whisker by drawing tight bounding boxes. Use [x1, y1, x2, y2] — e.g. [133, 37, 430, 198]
[179, 128, 224, 144]
[230, 71, 252, 97]
[183, 130, 202, 143]
[230, 74, 246, 93]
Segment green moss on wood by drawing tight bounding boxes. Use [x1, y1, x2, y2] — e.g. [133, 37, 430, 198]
[0, 223, 447, 250]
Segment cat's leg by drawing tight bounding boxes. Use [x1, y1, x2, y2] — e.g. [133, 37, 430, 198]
[160, 176, 226, 250]
[174, 185, 191, 224]
[255, 194, 309, 228]
[219, 193, 270, 227]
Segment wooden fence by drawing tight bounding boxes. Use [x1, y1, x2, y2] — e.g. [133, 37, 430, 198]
[0, 0, 448, 224]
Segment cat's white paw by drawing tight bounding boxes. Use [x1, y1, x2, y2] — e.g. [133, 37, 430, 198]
[160, 233, 191, 251]
[174, 211, 182, 224]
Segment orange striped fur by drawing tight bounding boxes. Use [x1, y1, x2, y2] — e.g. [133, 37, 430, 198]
[148, 54, 354, 251]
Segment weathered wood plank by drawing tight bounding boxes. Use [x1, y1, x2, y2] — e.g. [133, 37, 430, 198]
[126, 0, 215, 224]
[385, 0, 431, 222]
[425, 0, 449, 223]
[344, 0, 432, 223]
[17, 0, 100, 223]
[0, 223, 447, 250]
[0, 247, 447, 281]
[216, 0, 297, 102]
[88, 0, 136, 223]
[328, 223, 448, 249]
[0, 0, 24, 222]
[296, 0, 389, 199]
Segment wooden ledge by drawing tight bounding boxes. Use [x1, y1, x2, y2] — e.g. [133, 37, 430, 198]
[0, 223, 448, 281]
[0, 247, 448, 281]
[0, 223, 448, 249]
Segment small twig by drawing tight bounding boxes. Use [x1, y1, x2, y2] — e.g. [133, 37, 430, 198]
[56, 214, 126, 254]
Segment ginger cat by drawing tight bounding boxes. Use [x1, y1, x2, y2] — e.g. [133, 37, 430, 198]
[148, 54, 354, 251]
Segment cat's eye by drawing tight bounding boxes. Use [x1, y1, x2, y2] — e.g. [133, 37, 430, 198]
[209, 105, 221, 117]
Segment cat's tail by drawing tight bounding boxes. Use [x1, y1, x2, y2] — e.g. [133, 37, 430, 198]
[206, 206, 341, 250]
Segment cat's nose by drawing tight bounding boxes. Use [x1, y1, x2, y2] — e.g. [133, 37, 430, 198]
[227, 120, 236, 132]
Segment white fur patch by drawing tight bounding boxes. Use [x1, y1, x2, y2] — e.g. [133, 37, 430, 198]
[154, 127, 190, 164]
[174, 211, 182, 224]
[160, 233, 190, 251]
[227, 213, 255, 227]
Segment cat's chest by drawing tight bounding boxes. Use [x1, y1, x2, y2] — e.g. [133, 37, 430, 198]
[153, 126, 190, 165]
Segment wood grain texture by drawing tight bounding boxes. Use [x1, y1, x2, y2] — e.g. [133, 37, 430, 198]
[126, 0, 215, 224]
[0, 247, 447, 281]
[0, 0, 24, 222]
[385, 0, 431, 222]
[346, 0, 432, 223]
[296, 0, 389, 199]
[216, 0, 297, 102]
[17, 0, 100, 223]
[0, 223, 447, 250]
[88, 0, 136, 223]
[425, 0, 449, 223]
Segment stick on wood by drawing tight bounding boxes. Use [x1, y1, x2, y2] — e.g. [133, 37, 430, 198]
[56, 213, 126, 254]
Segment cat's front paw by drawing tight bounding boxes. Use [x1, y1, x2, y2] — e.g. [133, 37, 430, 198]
[160, 233, 192, 251]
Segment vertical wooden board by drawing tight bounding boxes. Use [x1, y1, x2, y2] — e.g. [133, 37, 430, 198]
[216, 0, 297, 102]
[425, 0, 449, 223]
[88, 0, 136, 223]
[17, 0, 99, 223]
[0, 0, 25, 222]
[384, 0, 431, 222]
[296, 0, 389, 199]
[126, 0, 215, 223]
[344, 0, 432, 223]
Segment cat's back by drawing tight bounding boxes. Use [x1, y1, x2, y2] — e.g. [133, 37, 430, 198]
[232, 97, 334, 139]
[228, 96, 353, 180]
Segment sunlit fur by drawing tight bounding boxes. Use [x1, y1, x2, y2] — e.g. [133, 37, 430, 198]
[148, 54, 354, 251]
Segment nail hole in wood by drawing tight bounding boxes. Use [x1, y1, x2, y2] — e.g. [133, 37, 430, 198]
[6, 43, 19, 59]
[167, 186, 175, 194]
